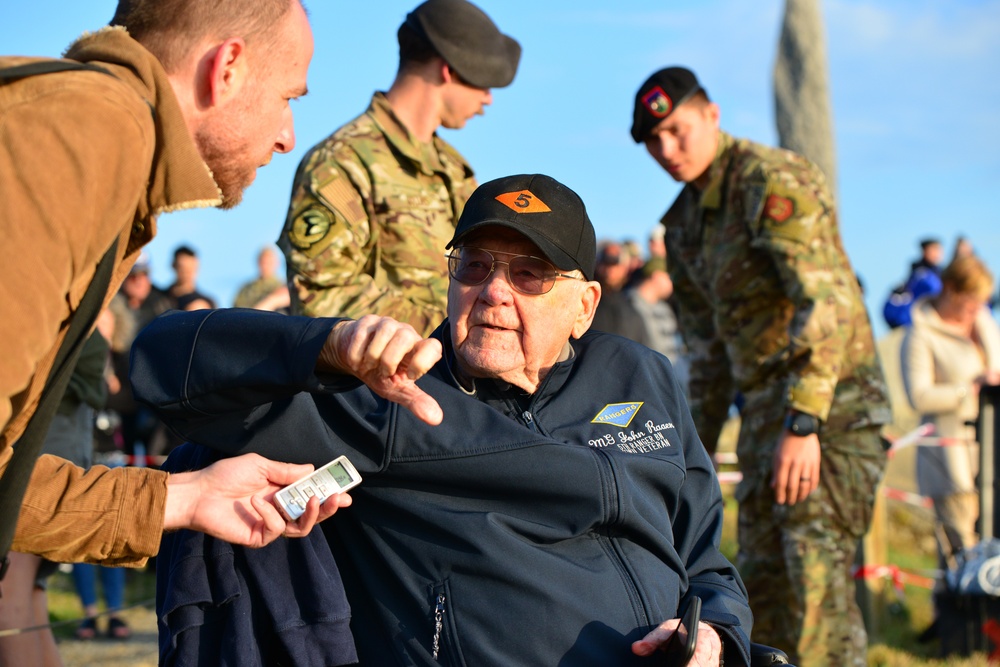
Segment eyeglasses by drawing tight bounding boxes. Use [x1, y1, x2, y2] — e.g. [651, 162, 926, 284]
[446, 247, 584, 295]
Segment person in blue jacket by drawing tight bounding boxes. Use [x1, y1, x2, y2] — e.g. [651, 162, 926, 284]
[132, 173, 753, 666]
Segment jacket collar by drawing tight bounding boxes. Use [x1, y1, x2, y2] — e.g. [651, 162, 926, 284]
[434, 321, 577, 403]
[912, 296, 998, 348]
[694, 130, 735, 210]
[64, 27, 223, 221]
[366, 92, 472, 177]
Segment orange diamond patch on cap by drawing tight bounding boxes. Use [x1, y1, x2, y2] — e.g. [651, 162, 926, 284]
[495, 190, 552, 214]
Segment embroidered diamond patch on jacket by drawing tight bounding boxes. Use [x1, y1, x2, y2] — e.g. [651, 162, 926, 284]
[591, 403, 644, 428]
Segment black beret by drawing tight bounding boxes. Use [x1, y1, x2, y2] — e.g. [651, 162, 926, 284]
[630, 66, 705, 143]
[405, 0, 521, 89]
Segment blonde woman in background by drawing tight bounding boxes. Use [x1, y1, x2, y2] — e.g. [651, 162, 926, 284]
[902, 254, 1000, 571]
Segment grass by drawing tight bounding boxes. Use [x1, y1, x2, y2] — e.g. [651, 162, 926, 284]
[714, 409, 996, 667]
[45, 564, 156, 641]
[713, 487, 994, 666]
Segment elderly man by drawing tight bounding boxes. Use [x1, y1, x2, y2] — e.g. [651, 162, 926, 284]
[133, 174, 752, 666]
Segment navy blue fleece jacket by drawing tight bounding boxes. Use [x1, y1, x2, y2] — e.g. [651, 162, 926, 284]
[131, 309, 752, 666]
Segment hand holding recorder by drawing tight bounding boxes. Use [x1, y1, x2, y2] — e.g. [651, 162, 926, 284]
[275, 455, 362, 521]
[631, 597, 722, 666]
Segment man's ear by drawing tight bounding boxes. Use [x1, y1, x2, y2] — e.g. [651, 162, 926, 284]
[705, 101, 721, 128]
[205, 38, 249, 107]
[571, 281, 602, 339]
[438, 58, 455, 86]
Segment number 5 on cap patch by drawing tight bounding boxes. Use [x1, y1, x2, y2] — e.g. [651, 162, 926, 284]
[495, 190, 552, 213]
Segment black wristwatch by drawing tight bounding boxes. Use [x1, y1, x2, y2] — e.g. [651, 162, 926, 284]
[783, 410, 820, 437]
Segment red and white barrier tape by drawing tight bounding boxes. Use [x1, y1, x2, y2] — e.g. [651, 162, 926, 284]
[852, 563, 940, 595]
[881, 485, 934, 509]
[886, 423, 973, 458]
[716, 471, 743, 485]
[714, 452, 739, 466]
[885, 423, 935, 456]
[95, 452, 167, 468]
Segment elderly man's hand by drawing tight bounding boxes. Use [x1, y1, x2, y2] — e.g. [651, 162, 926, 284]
[631, 618, 722, 665]
[163, 453, 351, 546]
[318, 315, 444, 425]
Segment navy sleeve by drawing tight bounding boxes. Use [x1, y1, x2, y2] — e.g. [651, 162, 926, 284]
[129, 308, 361, 466]
[666, 366, 753, 665]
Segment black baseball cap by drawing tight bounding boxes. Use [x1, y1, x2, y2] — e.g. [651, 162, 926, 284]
[447, 174, 597, 281]
[404, 0, 521, 89]
[630, 66, 705, 143]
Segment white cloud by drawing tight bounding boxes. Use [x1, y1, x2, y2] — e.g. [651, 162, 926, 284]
[824, 0, 1000, 166]
[827, 0, 1000, 60]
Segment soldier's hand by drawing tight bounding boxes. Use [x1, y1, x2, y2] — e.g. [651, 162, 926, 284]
[771, 432, 820, 505]
[317, 315, 444, 425]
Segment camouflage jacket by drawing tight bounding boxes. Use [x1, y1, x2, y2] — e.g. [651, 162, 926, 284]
[279, 93, 477, 336]
[662, 131, 890, 450]
[233, 275, 285, 309]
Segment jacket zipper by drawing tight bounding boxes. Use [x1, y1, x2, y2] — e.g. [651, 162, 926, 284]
[592, 447, 647, 625]
[432, 593, 446, 660]
[522, 410, 538, 432]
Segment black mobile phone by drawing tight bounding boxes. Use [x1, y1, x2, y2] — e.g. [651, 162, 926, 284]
[661, 596, 701, 667]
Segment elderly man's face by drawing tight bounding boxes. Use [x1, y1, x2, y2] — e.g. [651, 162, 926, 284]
[448, 228, 599, 392]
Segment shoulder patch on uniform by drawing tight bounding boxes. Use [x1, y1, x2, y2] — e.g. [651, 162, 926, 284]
[288, 206, 334, 254]
[495, 190, 551, 214]
[318, 176, 367, 225]
[591, 402, 644, 428]
[764, 194, 794, 223]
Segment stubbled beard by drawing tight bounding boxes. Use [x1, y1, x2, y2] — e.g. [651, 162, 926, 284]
[195, 125, 254, 210]
[200, 146, 248, 209]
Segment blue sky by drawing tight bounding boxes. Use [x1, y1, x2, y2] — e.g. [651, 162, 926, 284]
[4, 1, 999, 338]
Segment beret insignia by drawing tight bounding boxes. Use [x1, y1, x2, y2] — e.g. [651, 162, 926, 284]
[642, 86, 673, 118]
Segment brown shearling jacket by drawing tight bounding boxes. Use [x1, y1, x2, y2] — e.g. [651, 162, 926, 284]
[0, 27, 221, 564]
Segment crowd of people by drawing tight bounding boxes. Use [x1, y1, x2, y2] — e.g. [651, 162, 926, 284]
[880, 235, 1000, 643]
[0, 237, 300, 655]
[1, 0, 998, 666]
[104, 245, 288, 461]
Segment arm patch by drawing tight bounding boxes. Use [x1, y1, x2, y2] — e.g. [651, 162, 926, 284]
[286, 171, 370, 259]
[288, 207, 334, 253]
[318, 176, 367, 226]
[765, 194, 794, 223]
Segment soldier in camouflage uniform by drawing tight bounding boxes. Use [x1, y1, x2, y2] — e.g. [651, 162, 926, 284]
[233, 246, 288, 311]
[631, 67, 891, 667]
[280, 0, 520, 335]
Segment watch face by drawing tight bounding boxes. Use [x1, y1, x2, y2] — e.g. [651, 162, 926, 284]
[789, 412, 818, 436]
